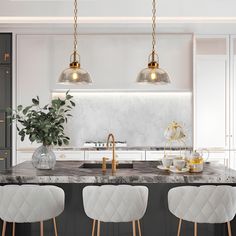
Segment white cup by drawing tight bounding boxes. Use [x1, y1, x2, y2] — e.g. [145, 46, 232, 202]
[162, 157, 173, 168]
[173, 159, 186, 171]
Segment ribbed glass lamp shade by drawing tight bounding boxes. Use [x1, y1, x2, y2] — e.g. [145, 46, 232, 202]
[59, 67, 92, 84]
[137, 67, 170, 84]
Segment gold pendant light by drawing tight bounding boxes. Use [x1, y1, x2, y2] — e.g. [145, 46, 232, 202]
[59, 0, 92, 84]
[137, 0, 170, 84]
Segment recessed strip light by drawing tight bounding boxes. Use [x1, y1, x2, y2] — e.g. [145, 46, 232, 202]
[1, 17, 236, 24]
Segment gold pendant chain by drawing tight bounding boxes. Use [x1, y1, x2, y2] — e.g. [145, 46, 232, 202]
[151, 0, 157, 61]
[73, 0, 78, 61]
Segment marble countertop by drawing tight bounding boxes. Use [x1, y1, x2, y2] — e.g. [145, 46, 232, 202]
[17, 146, 193, 152]
[0, 161, 236, 184]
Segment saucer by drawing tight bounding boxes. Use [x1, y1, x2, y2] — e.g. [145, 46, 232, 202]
[157, 165, 170, 171]
[169, 166, 189, 173]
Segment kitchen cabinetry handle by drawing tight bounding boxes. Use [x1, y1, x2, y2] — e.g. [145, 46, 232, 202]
[0, 157, 5, 161]
[0, 119, 5, 123]
[4, 53, 10, 62]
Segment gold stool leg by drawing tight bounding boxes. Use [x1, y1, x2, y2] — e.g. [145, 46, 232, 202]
[97, 221, 100, 236]
[194, 222, 197, 236]
[137, 220, 142, 236]
[12, 222, 15, 236]
[40, 221, 44, 236]
[132, 221, 136, 236]
[227, 222, 232, 236]
[177, 219, 182, 236]
[1, 221, 6, 236]
[92, 220, 96, 236]
[53, 218, 58, 236]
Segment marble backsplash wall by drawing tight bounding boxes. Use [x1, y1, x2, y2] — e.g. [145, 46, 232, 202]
[53, 92, 193, 147]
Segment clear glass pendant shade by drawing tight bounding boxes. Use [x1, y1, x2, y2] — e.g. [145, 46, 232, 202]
[137, 67, 170, 84]
[59, 67, 92, 84]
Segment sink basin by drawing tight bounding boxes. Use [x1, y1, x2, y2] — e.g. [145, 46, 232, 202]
[79, 163, 133, 169]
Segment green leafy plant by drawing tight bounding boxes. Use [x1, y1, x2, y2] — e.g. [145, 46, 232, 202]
[8, 91, 75, 146]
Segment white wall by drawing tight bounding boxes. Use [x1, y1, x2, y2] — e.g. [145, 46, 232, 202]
[16, 33, 193, 148]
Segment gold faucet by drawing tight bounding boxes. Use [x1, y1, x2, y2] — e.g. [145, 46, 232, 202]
[106, 133, 118, 173]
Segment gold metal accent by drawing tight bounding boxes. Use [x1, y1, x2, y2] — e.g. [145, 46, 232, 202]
[92, 220, 96, 236]
[227, 222, 232, 236]
[102, 157, 109, 173]
[147, 0, 160, 68]
[40, 221, 44, 236]
[106, 133, 118, 174]
[97, 221, 100, 236]
[132, 221, 136, 236]
[70, 61, 80, 68]
[53, 218, 58, 236]
[148, 61, 159, 69]
[12, 223, 15, 236]
[0, 157, 5, 161]
[4, 53, 10, 62]
[177, 219, 182, 236]
[71, 0, 80, 66]
[194, 222, 197, 236]
[92, 218, 143, 236]
[137, 220, 142, 236]
[2, 221, 6, 236]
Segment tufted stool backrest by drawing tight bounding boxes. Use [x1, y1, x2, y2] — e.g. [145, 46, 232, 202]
[0, 185, 65, 223]
[83, 185, 149, 222]
[168, 185, 236, 224]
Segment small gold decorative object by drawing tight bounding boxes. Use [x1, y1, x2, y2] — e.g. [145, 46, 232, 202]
[102, 157, 109, 173]
[164, 121, 186, 141]
[163, 121, 186, 159]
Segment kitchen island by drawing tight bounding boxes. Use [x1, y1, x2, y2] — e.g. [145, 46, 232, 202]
[0, 161, 235, 184]
[0, 161, 235, 236]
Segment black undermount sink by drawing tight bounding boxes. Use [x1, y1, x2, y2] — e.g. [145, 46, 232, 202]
[79, 163, 134, 169]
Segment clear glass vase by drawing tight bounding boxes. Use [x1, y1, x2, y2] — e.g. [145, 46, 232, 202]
[32, 145, 56, 170]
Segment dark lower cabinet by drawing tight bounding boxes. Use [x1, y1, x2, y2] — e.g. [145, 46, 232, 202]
[0, 33, 12, 169]
[0, 150, 11, 170]
[0, 34, 11, 64]
[0, 66, 11, 108]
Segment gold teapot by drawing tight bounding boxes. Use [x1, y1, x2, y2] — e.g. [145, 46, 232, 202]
[187, 150, 209, 173]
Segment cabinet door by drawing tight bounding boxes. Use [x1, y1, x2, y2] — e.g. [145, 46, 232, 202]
[0, 112, 6, 148]
[0, 34, 11, 64]
[19, 34, 192, 91]
[0, 66, 11, 108]
[0, 150, 11, 170]
[195, 56, 227, 149]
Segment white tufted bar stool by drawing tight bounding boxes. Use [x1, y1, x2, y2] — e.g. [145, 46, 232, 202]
[0, 185, 65, 236]
[83, 185, 148, 236]
[168, 185, 236, 236]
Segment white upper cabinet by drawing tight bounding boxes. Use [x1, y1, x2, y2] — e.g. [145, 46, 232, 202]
[194, 36, 229, 150]
[17, 33, 193, 93]
[231, 37, 236, 151]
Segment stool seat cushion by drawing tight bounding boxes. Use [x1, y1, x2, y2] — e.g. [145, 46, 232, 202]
[0, 185, 65, 223]
[83, 185, 148, 222]
[168, 185, 236, 224]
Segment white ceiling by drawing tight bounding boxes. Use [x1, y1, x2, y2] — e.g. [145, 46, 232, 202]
[1, 0, 236, 17]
